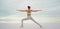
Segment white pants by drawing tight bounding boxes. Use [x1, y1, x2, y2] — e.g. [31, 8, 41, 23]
[21, 16, 42, 28]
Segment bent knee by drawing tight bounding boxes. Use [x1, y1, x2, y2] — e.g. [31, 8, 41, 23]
[22, 19, 28, 21]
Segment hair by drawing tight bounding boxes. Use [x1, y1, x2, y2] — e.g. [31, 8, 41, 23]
[28, 6, 30, 9]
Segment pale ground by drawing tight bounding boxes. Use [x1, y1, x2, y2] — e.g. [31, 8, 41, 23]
[0, 23, 60, 29]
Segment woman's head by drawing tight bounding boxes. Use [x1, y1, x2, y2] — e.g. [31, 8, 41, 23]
[28, 6, 31, 9]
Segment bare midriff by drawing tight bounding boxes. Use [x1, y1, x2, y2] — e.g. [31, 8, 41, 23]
[27, 10, 31, 16]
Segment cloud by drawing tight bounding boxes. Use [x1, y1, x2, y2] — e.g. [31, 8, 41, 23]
[0, 0, 60, 23]
[0, 14, 60, 23]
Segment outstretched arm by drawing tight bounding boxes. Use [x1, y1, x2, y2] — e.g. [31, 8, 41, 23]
[31, 10, 42, 12]
[16, 10, 27, 12]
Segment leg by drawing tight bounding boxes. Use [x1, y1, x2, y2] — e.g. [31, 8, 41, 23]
[30, 17, 42, 28]
[21, 18, 28, 28]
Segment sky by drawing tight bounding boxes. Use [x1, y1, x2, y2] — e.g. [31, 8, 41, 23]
[0, 0, 60, 23]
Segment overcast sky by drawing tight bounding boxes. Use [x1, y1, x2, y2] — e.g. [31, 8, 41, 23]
[0, 0, 60, 23]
